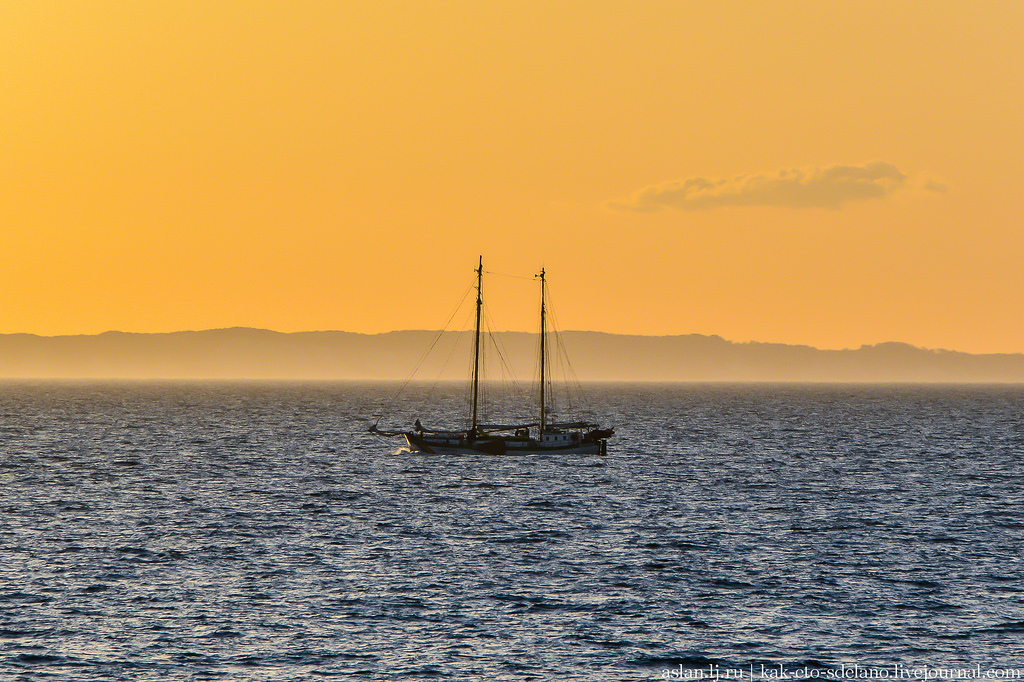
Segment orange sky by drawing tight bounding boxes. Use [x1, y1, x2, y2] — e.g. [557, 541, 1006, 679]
[2, 1, 1023, 352]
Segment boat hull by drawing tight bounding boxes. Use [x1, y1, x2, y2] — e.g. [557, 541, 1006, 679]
[405, 433, 606, 456]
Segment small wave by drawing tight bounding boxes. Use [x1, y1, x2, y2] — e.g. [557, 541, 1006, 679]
[524, 497, 576, 510]
[493, 531, 566, 544]
[894, 599, 960, 611]
[711, 578, 756, 589]
[877, 576, 942, 589]
[0, 592, 53, 604]
[57, 501, 92, 511]
[218, 434, 249, 444]
[628, 654, 733, 668]
[393, 664, 450, 678]
[205, 627, 241, 639]
[979, 621, 1024, 633]
[568, 634, 635, 649]
[789, 660, 838, 671]
[114, 546, 158, 562]
[309, 489, 367, 501]
[10, 653, 66, 665]
[644, 562, 672, 570]
[0, 628, 43, 639]
[171, 651, 219, 664]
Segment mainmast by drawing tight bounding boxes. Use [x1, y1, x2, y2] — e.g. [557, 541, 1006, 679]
[537, 267, 546, 434]
[470, 255, 483, 435]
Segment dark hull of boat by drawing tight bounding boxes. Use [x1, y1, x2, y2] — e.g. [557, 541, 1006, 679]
[405, 433, 607, 456]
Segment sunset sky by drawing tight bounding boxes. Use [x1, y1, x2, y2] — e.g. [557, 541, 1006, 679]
[3, 1, 1022, 352]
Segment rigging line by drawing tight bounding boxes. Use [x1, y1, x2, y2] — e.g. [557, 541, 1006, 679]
[545, 289, 589, 415]
[480, 308, 530, 421]
[555, 330, 585, 413]
[375, 280, 475, 426]
[559, 325, 590, 413]
[485, 327, 526, 399]
[482, 306, 526, 393]
[428, 313, 476, 405]
[483, 270, 535, 281]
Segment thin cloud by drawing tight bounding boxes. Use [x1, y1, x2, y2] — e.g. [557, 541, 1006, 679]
[922, 179, 949, 194]
[613, 162, 912, 212]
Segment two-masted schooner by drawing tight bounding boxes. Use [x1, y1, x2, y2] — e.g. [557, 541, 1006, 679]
[371, 257, 613, 455]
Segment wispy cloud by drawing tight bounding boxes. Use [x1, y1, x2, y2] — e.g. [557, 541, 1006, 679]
[613, 162, 923, 212]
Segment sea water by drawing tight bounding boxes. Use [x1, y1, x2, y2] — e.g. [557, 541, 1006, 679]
[1, 382, 1023, 680]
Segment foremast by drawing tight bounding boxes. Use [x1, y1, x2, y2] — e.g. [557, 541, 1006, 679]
[470, 255, 483, 436]
[537, 267, 546, 435]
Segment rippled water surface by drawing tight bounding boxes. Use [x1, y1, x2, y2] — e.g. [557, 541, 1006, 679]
[2, 383, 1023, 680]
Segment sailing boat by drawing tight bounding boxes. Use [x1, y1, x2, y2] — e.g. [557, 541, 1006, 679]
[371, 257, 613, 455]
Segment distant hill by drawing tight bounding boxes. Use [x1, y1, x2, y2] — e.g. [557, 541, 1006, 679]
[2, 328, 1024, 382]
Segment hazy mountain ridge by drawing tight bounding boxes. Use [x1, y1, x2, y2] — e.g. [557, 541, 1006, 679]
[1, 328, 1023, 382]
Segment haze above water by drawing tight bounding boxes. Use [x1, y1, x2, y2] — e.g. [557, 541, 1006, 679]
[5, 329, 1024, 382]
